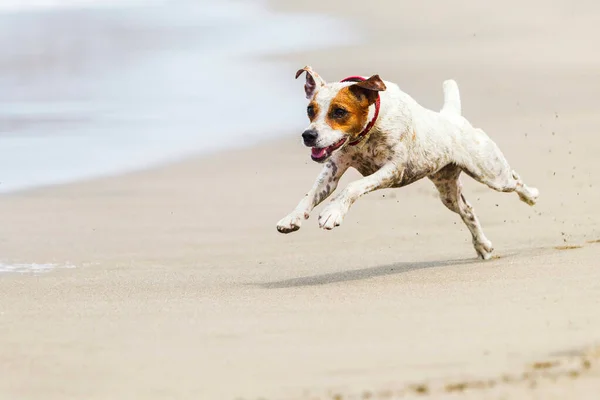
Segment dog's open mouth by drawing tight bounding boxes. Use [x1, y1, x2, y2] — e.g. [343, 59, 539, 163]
[310, 138, 347, 162]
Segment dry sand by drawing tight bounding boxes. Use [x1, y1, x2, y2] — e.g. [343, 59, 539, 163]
[1, 0, 600, 399]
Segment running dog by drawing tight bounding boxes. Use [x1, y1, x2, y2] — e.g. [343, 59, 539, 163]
[276, 66, 539, 259]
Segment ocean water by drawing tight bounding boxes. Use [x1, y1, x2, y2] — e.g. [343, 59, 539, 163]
[0, 0, 359, 193]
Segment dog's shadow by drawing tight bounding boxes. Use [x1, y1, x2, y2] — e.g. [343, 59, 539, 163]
[258, 258, 480, 289]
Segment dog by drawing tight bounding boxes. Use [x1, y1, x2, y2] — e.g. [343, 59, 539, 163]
[276, 66, 539, 259]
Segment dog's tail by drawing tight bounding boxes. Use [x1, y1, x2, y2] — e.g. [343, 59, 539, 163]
[441, 79, 461, 116]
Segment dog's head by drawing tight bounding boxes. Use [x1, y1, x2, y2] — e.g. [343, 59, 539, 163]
[296, 66, 386, 163]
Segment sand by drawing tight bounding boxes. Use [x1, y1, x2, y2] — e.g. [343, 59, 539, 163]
[1, 0, 600, 399]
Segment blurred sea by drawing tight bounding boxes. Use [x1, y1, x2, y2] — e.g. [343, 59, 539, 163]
[0, 0, 358, 192]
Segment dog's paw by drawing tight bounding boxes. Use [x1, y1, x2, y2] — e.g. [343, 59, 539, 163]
[276, 212, 304, 234]
[518, 186, 539, 206]
[318, 204, 346, 230]
[474, 239, 494, 260]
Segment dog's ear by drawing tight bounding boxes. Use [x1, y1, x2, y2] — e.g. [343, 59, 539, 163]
[349, 74, 386, 104]
[295, 66, 326, 99]
[354, 74, 386, 92]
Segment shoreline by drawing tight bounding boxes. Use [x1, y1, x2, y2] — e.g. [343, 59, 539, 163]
[0, 0, 355, 194]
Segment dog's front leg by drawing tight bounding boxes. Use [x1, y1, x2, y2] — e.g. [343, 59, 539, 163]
[277, 160, 348, 233]
[319, 163, 400, 230]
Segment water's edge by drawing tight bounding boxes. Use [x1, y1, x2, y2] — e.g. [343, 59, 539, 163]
[0, 0, 361, 194]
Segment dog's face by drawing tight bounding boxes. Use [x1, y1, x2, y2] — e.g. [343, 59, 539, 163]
[296, 66, 386, 163]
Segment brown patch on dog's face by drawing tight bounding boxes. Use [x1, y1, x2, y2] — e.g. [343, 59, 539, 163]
[325, 86, 371, 137]
[306, 101, 319, 122]
[324, 75, 386, 139]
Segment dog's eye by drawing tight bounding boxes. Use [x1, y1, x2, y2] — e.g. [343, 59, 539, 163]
[332, 107, 347, 119]
[307, 105, 315, 118]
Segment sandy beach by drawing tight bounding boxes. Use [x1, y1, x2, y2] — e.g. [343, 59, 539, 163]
[1, 0, 600, 399]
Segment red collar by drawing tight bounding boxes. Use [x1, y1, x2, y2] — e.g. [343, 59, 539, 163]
[340, 76, 381, 146]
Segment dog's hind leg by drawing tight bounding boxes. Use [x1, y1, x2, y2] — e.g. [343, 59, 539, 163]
[460, 130, 539, 206]
[430, 164, 494, 260]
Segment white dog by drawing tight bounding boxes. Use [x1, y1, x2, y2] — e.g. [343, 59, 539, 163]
[276, 66, 539, 259]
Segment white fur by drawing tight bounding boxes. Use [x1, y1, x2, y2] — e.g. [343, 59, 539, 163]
[308, 83, 350, 148]
[277, 70, 539, 259]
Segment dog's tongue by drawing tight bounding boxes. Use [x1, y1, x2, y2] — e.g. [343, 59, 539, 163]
[311, 147, 328, 159]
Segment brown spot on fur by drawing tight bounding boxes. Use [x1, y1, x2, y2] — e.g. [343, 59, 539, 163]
[412, 130, 417, 141]
[329, 161, 338, 176]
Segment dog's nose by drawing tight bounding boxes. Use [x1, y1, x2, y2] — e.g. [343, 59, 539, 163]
[302, 129, 318, 146]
